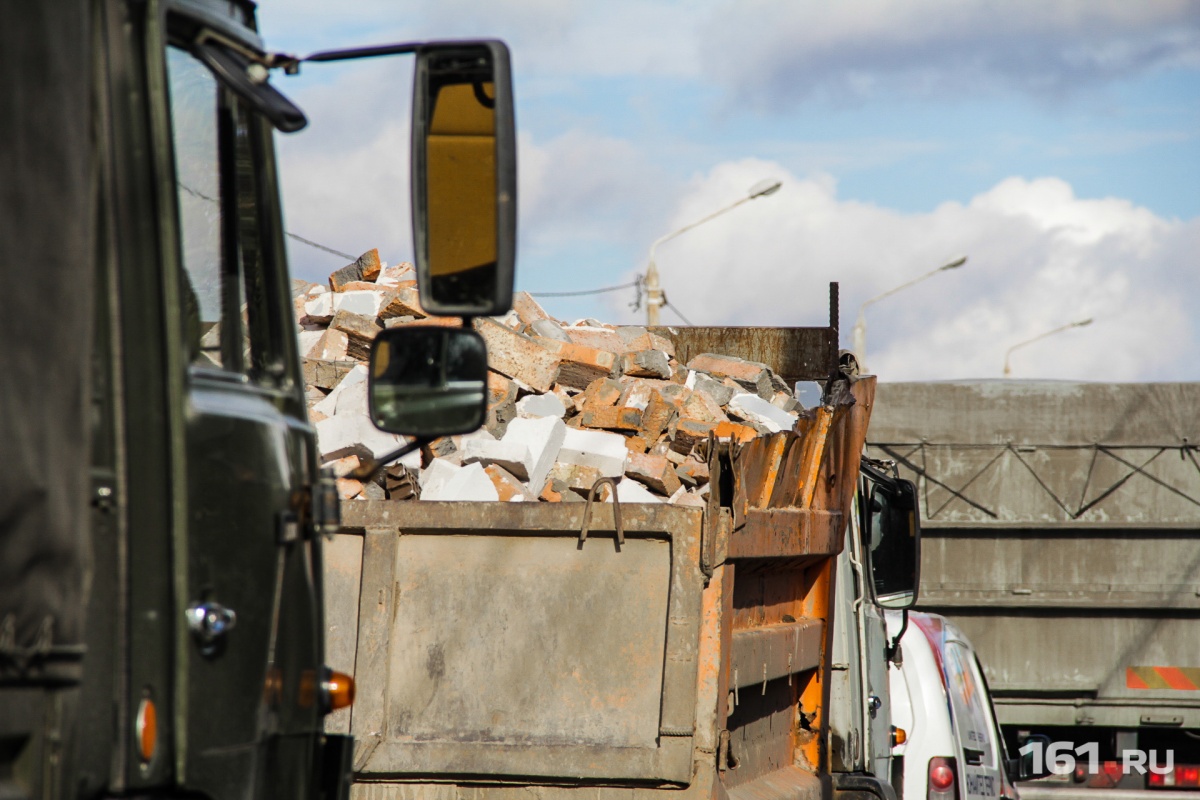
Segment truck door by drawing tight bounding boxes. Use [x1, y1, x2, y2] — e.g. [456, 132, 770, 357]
[861, 576, 894, 772]
[163, 32, 322, 795]
[853, 500, 896, 776]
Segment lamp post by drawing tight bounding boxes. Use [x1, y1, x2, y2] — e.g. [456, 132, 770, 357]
[852, 255, 967, 368]
[1003, 318, 1093, 377]
[644, 177, 782, 326]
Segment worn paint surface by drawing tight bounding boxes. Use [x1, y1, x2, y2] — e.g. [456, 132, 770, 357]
[386, 534, 670, 747]
[650, 326, 838, 384]
[867, 381, 1200, 729]
[329, 368, 877, 800]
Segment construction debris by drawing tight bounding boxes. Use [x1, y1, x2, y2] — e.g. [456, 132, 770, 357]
[299, 248, 809, 503]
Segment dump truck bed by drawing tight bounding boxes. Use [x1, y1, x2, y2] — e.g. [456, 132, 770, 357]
[323, 364, 875, 800]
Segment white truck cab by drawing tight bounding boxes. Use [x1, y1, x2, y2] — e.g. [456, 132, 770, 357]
[889, 611, 1020, 800]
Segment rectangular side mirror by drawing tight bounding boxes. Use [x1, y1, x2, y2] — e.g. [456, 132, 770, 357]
[368, 327, 488, 437]
[411, 40, 516, 316]
[861, 470, 922, 609]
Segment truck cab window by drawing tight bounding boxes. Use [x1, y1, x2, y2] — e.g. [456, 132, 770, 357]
[167, 44, 275, 377]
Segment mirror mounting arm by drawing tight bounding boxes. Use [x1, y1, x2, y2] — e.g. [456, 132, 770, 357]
[347, 437, 431, 482]
[886, 607, 908, 666]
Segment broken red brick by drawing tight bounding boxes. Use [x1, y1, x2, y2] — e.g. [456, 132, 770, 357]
[474, 318, 561, 393]
[535, 338, 618, 390]
[580, 405, 643, 432]
[378, 286, 426, 320]
[484, 464, 534, 502]
[626, 451, 682, 496]
[329, 249, 381, 291]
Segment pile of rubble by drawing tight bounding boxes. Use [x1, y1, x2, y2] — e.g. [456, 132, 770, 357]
[296, 249, 806, 505]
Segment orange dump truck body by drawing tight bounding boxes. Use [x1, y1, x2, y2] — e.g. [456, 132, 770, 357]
[323, 322, 875, 800]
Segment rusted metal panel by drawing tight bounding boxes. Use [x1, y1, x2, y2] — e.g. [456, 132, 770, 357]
[347, 502, 705, 784]
[333, 373, 879, 800]
[648, 326, 837, 384]
[724, 678, 800, 788]
[726, 765, 823, 800]
[731, 620, 823, 689]
[728, 509, 841, 561]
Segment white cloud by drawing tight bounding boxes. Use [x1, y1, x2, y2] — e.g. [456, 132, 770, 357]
[519, 129, 677, 249]
[699, 0, 1200, 108]
[607, 159, 1200, 381]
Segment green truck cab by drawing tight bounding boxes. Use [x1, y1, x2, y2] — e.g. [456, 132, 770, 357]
[0, 1, 514, 798]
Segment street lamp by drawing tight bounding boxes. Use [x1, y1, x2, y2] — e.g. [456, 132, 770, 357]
[1003, 318, 1093, 377]
[852, 255, 967, 368]
[644, 177, 783, 326]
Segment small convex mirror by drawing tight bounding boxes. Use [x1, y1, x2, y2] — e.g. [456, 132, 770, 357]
[368, 327, 488, 436]
[412, 41, 516, 316]
[863, 476, 921, 609]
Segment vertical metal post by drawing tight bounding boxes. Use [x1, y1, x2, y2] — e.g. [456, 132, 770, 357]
[829, 282, 840, 376]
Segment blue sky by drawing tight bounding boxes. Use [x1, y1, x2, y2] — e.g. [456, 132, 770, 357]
[260, 1, 1200, 382]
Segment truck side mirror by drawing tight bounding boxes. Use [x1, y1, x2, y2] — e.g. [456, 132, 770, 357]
[411, 41, 516, 316]
[861, 474, 921, 609]
[368, 327, 488, 436]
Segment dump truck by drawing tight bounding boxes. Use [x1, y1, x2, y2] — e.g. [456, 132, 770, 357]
[866, 381, 1200, 800]
[322, 306, 923, 800]
[1, 0, 516, 797]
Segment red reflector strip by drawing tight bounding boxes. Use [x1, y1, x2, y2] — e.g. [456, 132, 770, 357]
[1126, 667, 1200, 690]
[1148, 765, 1200, 789]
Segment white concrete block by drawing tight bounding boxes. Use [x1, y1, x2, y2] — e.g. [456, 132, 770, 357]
[420, 459, 462, 494]
[502, 416, 565, 491]
[314, 414, 364, 461]
[314, 411, 417, 467]
[305, 328, 349, 361]
[297, 330, 324, 357]
[334, 379, 369, 417]
[614, 479, 661, 504]
[422, 462, 499, 502]
[516, 392, 567, 419]
[312, 364, 368, 418]
[333, 289, 385, 318]
[460, 438, 532, 481]
[304, 292, 335, 319]
[558, 427, 627, 478]
[727, 392, 797, 433]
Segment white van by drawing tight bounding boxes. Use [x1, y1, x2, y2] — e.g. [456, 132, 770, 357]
[888, 611, 1023, 800]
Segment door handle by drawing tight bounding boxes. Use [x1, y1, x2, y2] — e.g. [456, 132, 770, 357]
[186, 600, 237, 656]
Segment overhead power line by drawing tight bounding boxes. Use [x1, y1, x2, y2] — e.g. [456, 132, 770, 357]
[284, 233, 356, 261]
[530, 280, 640, 298]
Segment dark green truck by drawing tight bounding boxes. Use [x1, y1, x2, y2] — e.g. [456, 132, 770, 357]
[0, 2, 515, 798]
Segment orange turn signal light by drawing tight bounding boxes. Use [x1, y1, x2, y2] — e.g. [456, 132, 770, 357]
[892, 726, 907, 746]
[324, 670, 356, 712]
[136, 695, 158, 763]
